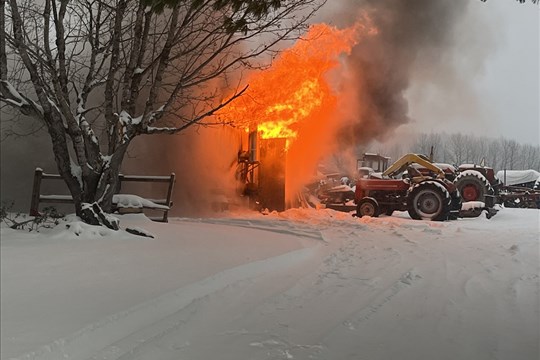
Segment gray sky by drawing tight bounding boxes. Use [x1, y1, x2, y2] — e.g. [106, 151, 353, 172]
[402, 0, 539, 145]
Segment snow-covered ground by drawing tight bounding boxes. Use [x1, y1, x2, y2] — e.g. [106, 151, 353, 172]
[1, 208, 539, 360]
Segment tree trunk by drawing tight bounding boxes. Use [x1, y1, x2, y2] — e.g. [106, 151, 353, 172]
[57, 141, 129, 229]
[48, 122, 84, 214]
[93, 142, 129, 212]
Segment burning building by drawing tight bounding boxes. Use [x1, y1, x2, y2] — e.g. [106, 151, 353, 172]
[220, 21, 376, 211]
[157, 0, 482, 216]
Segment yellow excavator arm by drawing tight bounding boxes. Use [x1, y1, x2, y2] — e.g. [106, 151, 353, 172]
[382, 153, 445, 179]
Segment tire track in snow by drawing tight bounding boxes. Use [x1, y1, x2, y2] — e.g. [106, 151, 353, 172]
[10, 246, 319, 360]
[183, 218, 327, 241]
[341, 268, 423, 330]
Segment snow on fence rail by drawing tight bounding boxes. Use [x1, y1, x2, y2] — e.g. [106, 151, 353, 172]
[30, 168, 176, 222]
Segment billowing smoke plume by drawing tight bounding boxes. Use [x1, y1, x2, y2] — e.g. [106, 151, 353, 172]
[327, 0, 469, 147]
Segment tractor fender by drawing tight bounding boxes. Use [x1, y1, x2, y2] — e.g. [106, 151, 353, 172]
[408, 179, 452, 202]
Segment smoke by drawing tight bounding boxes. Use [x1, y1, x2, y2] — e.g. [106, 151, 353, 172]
[324, 0, 470, 148]
[123, 126, 244, 217]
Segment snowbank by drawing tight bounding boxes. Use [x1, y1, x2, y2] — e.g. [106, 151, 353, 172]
[1, 208, 539, 360]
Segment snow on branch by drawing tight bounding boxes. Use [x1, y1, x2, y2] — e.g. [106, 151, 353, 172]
[147, 105, 165, 126]
[118, 110, 143, 126]
[0, 80, 28, 106]
[0, 80, 44, 116]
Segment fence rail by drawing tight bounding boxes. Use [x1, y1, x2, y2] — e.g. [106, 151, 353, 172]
[30, 168, 176, 222]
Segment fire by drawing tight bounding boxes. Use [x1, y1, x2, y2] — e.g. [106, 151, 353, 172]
[258, 79, 323, 140]
[220, 20, 376, 143]
[219, 18, 377, 206]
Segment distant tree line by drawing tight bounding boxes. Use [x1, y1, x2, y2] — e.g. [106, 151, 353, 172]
[402, 133, 539, 172]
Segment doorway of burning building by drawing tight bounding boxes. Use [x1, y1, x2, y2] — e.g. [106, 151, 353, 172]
[258, 138, 287, 212]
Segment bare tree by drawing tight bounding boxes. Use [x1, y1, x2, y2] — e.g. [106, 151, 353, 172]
[400, 131, 538, 171]
[473, 136, 488, 165]
[412, 132, 443, 161]
[521, 144, 540, 170]
[486, 138, 501, 169]
[499, 138, 519, 170]
[1, 0, 323, 226]
[412, 132, 430, 157]
[448, 132, 467, 165]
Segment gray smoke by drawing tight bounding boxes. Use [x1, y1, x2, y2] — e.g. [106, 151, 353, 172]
[326, 0, 470, 147]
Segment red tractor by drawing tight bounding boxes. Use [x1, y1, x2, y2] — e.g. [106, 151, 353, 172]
[354, 154, 462, 221]
[354, 154, 497, 220]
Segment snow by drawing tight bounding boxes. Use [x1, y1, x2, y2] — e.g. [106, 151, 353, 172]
[146, 126, 176, 132]
[461, 201, 485, 210]
[131, 115, 143, 125]
[0, 80, 30, 109]
[118, 110, 132, 125]
[496, 169, 540, 186]
[112, 194, 169, 210]
[147, 105, 166, 125]
[116, 110, 142, 127]
[1, 208, 539, 360]
[119, 174, 173, 180]
[70, 161, 83, 189]
[458, 169, 489, 180]
[100, 155, 112, 167]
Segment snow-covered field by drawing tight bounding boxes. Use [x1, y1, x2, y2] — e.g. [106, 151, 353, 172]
[1, 207, 539, 360]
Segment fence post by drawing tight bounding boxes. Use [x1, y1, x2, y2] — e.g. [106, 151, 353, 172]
[163, 172, 176, 222]
[30, 168, 43, 216]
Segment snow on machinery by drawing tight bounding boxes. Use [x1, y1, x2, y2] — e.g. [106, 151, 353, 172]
[354, 153, 497, 220]
[314, 173, 355, 206]
[306, 150, 539, 217]
[495, 170, 540, 209]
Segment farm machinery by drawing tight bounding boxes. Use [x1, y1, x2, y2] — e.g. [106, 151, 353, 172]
[312, 152, 539, 219]
[495, 170, 540, 208]
[354, 154, 497, 220]
[413, 161, 540, 210]
[449, 165, 540, 209]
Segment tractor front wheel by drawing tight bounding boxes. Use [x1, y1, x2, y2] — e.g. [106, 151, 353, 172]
[356, 197, 380, 218]
[407, 182, 451, 221]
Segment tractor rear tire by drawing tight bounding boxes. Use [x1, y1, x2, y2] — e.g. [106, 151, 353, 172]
[407, 182, 451, 221]
[454, 172, 493, 203]
[356, 197, 380, 218]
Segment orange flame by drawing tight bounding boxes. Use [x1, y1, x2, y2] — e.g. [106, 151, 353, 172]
[220, 20, 376, 144]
